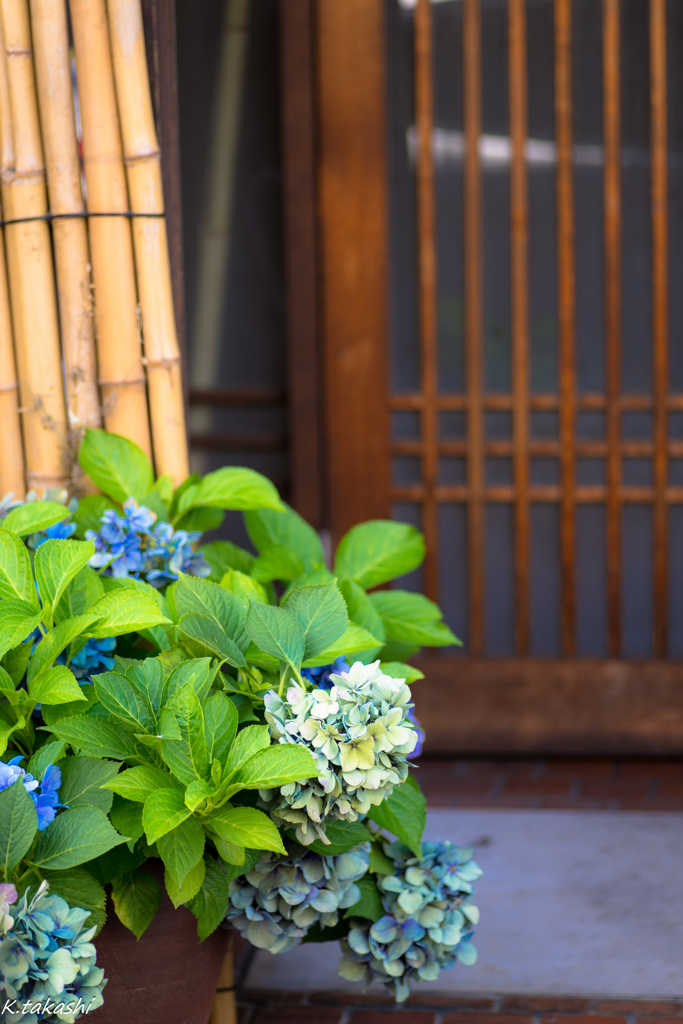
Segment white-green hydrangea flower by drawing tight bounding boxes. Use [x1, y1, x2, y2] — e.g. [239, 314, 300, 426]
[225, 841, 370, 953]
[261, 662, 418, 845]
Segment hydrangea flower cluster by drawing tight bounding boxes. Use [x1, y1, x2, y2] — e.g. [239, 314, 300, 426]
[0, 761, 64, 831]
[262, 662, 417, 845]
[0, 880, 106, 1022]
[68, 639, 116, 680]
[339, 840, 481, 1002]
[85, 498, 210, 587]
[226, 841, 370, 953]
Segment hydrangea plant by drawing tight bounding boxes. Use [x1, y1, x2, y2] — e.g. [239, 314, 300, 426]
[0, 426, 475, 1011]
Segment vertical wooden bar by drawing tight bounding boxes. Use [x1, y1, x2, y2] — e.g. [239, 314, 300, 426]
[603, 0, 622, 657]
[508, 0, 530, 655]
[554, 0, 576, 655]
[415, 0, 438, 601]
[316, 0, 390, 539]
[279, 0, 323, 528]
[463, 0, 484, 654]
[650, 0, 668, 656]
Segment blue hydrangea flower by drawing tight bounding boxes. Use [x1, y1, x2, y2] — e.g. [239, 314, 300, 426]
[301, 658, 350, 690]
[406, 707, 425, 758]
[226, 841, 370, 953]
[0, 880, 106, 1019]
[145, 522, 210, 587]
[28, 519, 77, 550]
[338, 839, 481, 1001]
[69, 638, 116, 679]
[1, 760, 65, 831]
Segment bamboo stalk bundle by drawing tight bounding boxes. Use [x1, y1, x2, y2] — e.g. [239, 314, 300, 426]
[107, 0, 188, 484]
[0, 0, 68, 493]
[30, 0, 101, 443]
[209, 938, 237, 1024]
[69, 0, 152, 460]
[0, 23, 24, 500]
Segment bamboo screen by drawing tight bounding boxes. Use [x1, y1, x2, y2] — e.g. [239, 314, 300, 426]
[386, 0, 683, 660]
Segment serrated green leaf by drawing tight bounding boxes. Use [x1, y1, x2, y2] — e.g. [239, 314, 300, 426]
[338, 578, 385, 660]
[165, 857, 205, 909]
[28, 615, 101, 685]
[34, 539, 94, 626]
[39, 685, 100, 726]
[369, 842, 396, 875]
[103, 765, 180, 803]
[162, 683, 209, 783]
[109, 795, 144, 844]
[334, 520, 426, 588]
[54, 567, 104, 623]
[126, 657, 165, 715]
[42, 868, 107, 934]
[178, 613, 246, 669]
[188, 855, 231, 940]
[29, 666, 87, 706]
[0, 777, 38, 876]
[45, 716, 140, 762]
[3, 502, 70, 538]
[174, 576, 249, 648]
[220, 569, 268, 605]
[0, 601, 43, 661]
[251, 546, 305, 584]
[175, 467, 283, 521]
[84, 590, 171, 639]
[57, 756, 120, 813]
[379, 661, 425, 683]
[198, 540, 255, 582]
[367, 775, 426, 857]
[184, 779, 214, 812]
[308, 819, 370, 856]
[111, 869, 162, 939]
[0, 529, 36, 604]
[301, 624, 381, 668]
[207, 806, 284, 853]
[226, 745, 316, 791]
[282, 581, 348, 661]
[143, 788, 192, 844]
[27, 741, 67, 780]
[227, 724, 270, 773]
[94, 671, 155, 731]
[1, 640, 32, 687]
[156, 816, 205, 888]
[244, 504, 324, 570]
[343, 874, 383, 922]
[245, 603, 304, 670]
[163, 657, 215, 705]
[32, 805, 126, 869]
[202, 692, 238, 765]
[78, 428, 154, 504]
[369, 590, 461, 647]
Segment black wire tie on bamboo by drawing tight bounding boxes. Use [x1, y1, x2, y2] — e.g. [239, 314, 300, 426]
[0, 212, 165, 226]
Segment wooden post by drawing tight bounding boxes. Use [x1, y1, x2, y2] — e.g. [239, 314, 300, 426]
[209, 936, 236, 1024]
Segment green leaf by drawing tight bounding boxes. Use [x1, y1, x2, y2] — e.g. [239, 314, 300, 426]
[111, 869, 162, 939]
[338, 578, 385, 654]
[367, 775, 426, 857]
[282, 581, 348, 661]
[32, 805, 126, 869]
[29, 665, 87, 706]
[207, 806, 284, 853]
[245, 603, 304, 671]
[0, 777, 38, 877]
[27, 741, 67, 780]
[42, 868, 107, 934]
[301, 919, 350, 944]
[94, 671, 155, 731]
[379, 661, 425, 683]
[251, 546, 305, 584]
[1, 640, 32, 687]
[70, 495, 118, 540]
[34, 540, 95, 625]
[243, 644, 278, 673]
[109, 796, 144, 844]
[220, 569, 268, 605]
[0, 529, 37, 603]
[174, 576, 249, 645]
[301, 624, 381, 668]
[178, 613, 246, 669]
[78, 428, 154, 504]
[163, 683, 209, 782]
[156, 816, 205, 888]
[57, 756, 120, 813]
[27, 614, 101, 686]
[54, 567, 104, 623]
[227, 724, 270, 772]
[188, 855, 231, 940]
[142, 788, 192, 844]
[84, 590, 171, 639]
[369, 591, 461, 647]
[163, 658, 215, 705]
[202, 692, 238, 765]
[126, 657, 165, 715]
[103, 765, 180, 803]
[2, 502, 70, 538]
[45, 716, 140, 762]
[175, 467, 284, 521]
[281, 567, 336, 602]
[0, 714, 28, 758]
[165, 857, 205, 909]
[40, 685, 100, 726]
[198, 540, 255, 582]
[0, 601, 43, 661]
[244, 504, 324, 570]
[308, 819, 370, 856]
[184, 779, 214, 812]
[226, 745, 316, 791]
[369, 842, 396, 875]
[343, 874, 383, 922]
[334, 520, 426, 589]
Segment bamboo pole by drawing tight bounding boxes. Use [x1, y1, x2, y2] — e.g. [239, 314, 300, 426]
[0, 16, 23, 500]
[106, 0, 188, 484]
[69, 0, 152, 460]
[30, 0, 101, 447]
[0, 0, 68, 492]
[209, 938, 237, 1024]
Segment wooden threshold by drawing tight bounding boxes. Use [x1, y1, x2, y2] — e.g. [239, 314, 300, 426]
[412, 656, 683, 756]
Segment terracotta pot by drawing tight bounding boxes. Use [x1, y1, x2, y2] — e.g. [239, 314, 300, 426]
[93, 861, 230, 1024]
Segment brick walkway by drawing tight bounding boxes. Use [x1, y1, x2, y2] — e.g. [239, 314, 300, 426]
[235, 758, 683, 1022]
